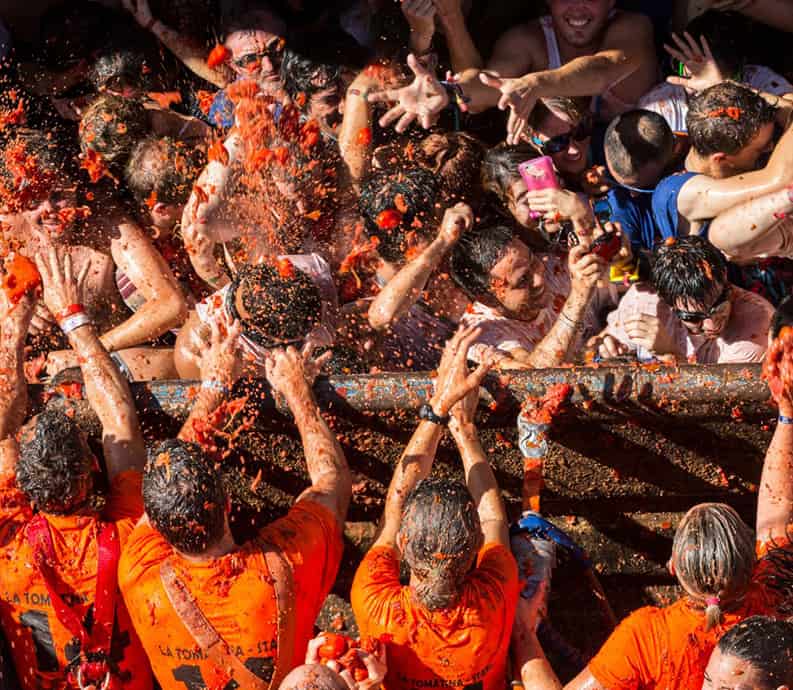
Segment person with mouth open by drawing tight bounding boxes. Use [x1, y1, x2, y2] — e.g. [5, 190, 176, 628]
[370, 0, 657, 146]
[449, 220, 612, 370]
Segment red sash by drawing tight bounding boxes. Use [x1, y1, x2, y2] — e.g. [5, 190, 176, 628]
[26, 514, 121, 689]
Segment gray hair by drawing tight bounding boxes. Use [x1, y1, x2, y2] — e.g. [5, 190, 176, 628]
[672, 503, 756, 630]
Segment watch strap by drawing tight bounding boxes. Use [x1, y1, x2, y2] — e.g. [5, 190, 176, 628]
[419, 403, 448, 425]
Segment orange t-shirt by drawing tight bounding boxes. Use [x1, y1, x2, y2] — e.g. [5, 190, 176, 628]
[0, 471, 152, 690]
[119, 499, 343, 690]
[351, 542, 519, 690]
[588, 537, 793, 690]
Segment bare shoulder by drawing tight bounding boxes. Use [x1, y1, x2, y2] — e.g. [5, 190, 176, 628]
[488, 20, 544, 74]
[604, 10, 654, 44]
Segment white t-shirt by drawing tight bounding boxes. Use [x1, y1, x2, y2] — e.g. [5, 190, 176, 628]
[604, 283, 773, 364]
[638, 65, 792, 133]
[459, 254, 615, 364]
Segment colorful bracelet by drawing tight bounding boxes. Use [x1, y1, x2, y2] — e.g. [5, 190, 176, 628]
[440, 80, 470, 113]
[778, 415, 793, 425]
[55, 304, 85, 322]
[60, 312, 92, 335]
[347, 87, 371, 101]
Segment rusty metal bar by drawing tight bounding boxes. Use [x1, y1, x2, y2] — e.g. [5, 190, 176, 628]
[112, 362, 768, 418]
[32, 363, 769, 419]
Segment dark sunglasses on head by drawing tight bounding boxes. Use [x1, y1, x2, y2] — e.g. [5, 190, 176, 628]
[673, 287, 730, 324]
[531, 120, 593, 156]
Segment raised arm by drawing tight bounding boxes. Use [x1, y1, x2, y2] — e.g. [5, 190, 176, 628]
[453, 25, 538, 116]
[0, 292, 35, 476]
[368, 203, 471, 330]
[477, 14, 656, 143]
[512, 598, 564, 690]
[514, 243, 606, 368]
[448, 383, 508, 546]
[122, 0, 233, 88]
[102, 218, 189, 352]
[264, 346, 351, 527]
[433, 0, 483, 72]
[708, 186, 793, 260]
[36, 247, 146, 478]
[734, 0, 793, 34]
[338, 69, 381, 189]
[178, 309, 242, 443]
[401, 0, 437, 58]
[757, 343, 793, 543]
[181, 132, 242, 289]
[375, 326, 495, 547]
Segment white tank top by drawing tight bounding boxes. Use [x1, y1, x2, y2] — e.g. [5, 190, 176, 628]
[540, 15, 563, 70]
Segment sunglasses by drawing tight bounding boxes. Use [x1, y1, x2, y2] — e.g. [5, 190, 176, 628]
[531, 120, 593, 156]
[673, 287, 730, 324]
[232, 42, 283, 70]
[603, 171, 655, 194]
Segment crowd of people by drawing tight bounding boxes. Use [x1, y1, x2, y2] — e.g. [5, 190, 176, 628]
[0, 0, 792, 688]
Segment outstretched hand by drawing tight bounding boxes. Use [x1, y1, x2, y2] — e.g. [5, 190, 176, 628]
[438, 202, 474, 245]
[121, 0, 154, 29]
[429, 325, 496, 417]
[367, 54, 449, 133]
[0, 289, 35, 339]
[200, 310, 242, 386]
[34, 246, 90, 326]
[263, 343, 330, 398]
[664, 32, 725, 93]
[479, 72, 538, 145]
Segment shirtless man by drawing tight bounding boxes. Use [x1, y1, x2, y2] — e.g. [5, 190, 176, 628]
[0, 129, 186, 380]
[372, 0, 657, 143]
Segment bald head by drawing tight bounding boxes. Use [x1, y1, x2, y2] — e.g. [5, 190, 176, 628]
[279, 664, 348, 690]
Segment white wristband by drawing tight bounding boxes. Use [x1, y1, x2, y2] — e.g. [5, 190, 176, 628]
[60, 312, 93, 335]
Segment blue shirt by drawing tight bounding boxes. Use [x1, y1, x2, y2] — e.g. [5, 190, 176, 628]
[651, 171, 710, 239]
[208, 88, 286, 130]
[606, 187, 660, 253]
[208, 89, 235, 129]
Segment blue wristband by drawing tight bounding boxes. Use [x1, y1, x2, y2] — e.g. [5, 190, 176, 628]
[779, 415, 793, 425]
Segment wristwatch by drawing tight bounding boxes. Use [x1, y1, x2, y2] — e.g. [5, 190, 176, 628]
[419, 403, 449, 425]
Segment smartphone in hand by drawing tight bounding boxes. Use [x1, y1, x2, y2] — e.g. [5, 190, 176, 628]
[518, 156, 560, 220]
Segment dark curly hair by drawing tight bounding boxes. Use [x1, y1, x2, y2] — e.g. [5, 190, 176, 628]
[450, 222, 514, 300]
[481, 143, 536, 205]
[79, 94, 150, 172]
[17, 408, 93, 514]
[143, 439, 226, 555]
[358, 166, 439, 263]
[716, 616, 793, 689]
[228, 262, 322, 348]
[651, 235, 728, 308]
[398, 477, 482, 611]
[280, 49, 343, 106]
[687, 82, 776, 156]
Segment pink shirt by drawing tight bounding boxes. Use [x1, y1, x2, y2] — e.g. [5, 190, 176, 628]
[604, 284, 773, 364]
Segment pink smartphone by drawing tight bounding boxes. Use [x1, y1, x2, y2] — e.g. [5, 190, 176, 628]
[518, 156, 560, 220]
